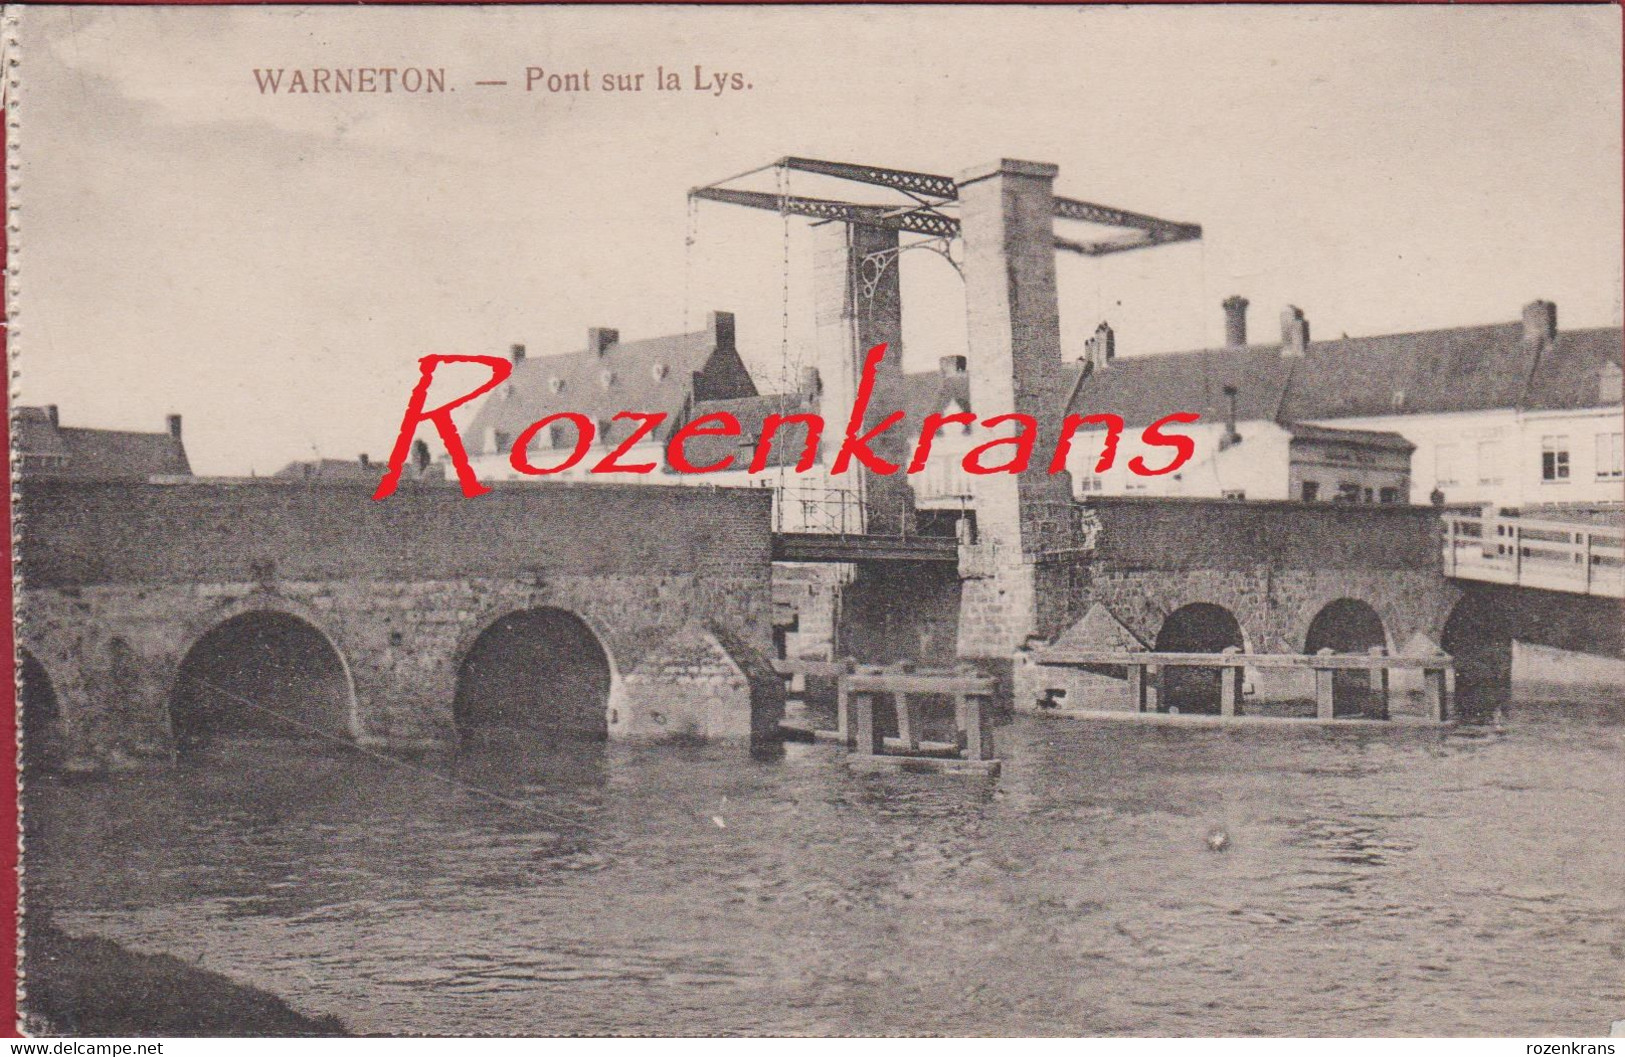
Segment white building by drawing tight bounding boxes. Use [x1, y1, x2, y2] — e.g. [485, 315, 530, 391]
[1058, 299, 1622, 512]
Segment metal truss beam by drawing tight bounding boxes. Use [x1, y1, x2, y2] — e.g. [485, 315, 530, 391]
[1053, 195, 1202, 244]
[691, 162, 1203, 256]
[778, 157, 959, 202]
[688, 186, 960, 238]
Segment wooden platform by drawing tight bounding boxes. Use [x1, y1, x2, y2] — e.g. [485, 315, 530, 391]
[845, 753, 1001, 777]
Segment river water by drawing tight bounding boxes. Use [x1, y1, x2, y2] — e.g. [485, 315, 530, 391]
[23, 699, 1625, 1037]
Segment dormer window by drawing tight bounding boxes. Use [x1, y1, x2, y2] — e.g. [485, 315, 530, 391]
[548, 377, 565, 394]
[600, 369, 617, 389]
[651, 362, 669, 381]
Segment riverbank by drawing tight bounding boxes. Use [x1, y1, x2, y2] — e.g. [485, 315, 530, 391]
[22, 912, 348, 1036]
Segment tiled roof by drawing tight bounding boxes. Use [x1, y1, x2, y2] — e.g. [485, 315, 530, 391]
[1284, 423, 1415, 452]
[274, 458, 382, 481]
[14, 407, 191, 479]
[464, 320, 756, 451]
[1062, 323, 1622, 427]
[674, 391, 821, 472]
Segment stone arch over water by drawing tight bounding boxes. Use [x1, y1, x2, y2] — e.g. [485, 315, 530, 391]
[1305, 598, 1391, 717]
[1441, 592, 1514, 721]
[19, 649, 66, 770]
[169, 610, 357, 752]
[1154, 603, 1247, 714]
[453, 607, 613, 742]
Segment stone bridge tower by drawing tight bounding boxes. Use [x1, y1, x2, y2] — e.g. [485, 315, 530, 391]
[954, 160, 1085, 678]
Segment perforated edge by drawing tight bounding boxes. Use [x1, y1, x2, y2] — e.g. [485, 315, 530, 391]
[4, 2, 26, 1036]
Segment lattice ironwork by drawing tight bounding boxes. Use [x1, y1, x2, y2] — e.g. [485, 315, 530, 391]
[779, 157, 959, 202]
[690, 158, 1203, 258]
[1053, 195, 1202, 244]
[688, 186, 961, 238]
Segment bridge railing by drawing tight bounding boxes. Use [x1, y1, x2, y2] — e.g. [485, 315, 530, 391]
[1034, 647, 1456, 722]
[1442, 511, 1624, 598]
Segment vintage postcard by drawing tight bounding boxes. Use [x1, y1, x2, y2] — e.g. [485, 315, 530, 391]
[7, 2, 1623, 1040]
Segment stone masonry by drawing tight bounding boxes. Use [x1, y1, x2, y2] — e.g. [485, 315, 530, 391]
[15, 479, 783, 770]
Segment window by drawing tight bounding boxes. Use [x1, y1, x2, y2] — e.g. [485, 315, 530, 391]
[1336, 482, 1361, 503]
[1379, 487, 1402, 505]
[1077, 474, 1104, 494]
[1597, 432, 1624, 480]
[1300, 481, 1320, 502]
[1221, 489, 1246, 501]
[1541, 436, 1570, 482]
[492, 430, 513, 453]
[1434, 443, 1460, 487]
[1477, 440, 1505, 486]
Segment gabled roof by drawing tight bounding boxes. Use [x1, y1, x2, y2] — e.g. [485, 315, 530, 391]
[1283, 422, 1415, 452]
[1062, 322, 1623, 427]
[14, 407, 192, 479]
[464, 318, 757, 451]
[674, 391, 820, 472]
[899, 367, 974, 427]
[274, 458, 382, 481]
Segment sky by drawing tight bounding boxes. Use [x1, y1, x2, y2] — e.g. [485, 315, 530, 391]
[15, 4, 1623, 475]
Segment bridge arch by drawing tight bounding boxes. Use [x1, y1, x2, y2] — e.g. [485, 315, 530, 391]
[1442, 591, 1514, 721]
[19, 649, 66, 770]
[453, 606, 615, 742]
[1304, 598, 1391, 717]
[1154, 602, 1248, 714]
[168, 606, 358, 752]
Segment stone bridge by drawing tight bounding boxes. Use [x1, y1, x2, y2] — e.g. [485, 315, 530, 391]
[957, 496, 1465, 717]
[16, 479, 783, 771]
[960, 497, 1620, 719]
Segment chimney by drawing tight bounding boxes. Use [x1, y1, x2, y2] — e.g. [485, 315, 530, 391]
[1522, 299, 1557, 346]
[510, 342, 527, 364]
[1280, 306, 1309, 357]
[707, 310, 736, 350]
[359, 453, 370, 469]
[167, 413, 183, 439]
[588, 327, 619, 356]
[412, 438, 431, 472]
[1220, 384, 1241, 448]
[1222, 296, 1249, 347]
[1084, 322, 1116, 370]
[798, 366, 822, 397]
[45, 405, 58, 429]
[938, 355, 967, 377]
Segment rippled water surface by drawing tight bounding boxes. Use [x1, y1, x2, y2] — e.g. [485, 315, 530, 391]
[24, 701, 1625, 1036]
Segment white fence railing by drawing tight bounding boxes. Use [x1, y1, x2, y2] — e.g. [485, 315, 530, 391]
[1442, 512, 1624, 598]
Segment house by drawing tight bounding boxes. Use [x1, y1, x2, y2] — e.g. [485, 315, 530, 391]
[274, 446, 446, 484]
[1060, 298, 1622, 511]
[13, 405, 191, 480]
[462, 312, 757, 483]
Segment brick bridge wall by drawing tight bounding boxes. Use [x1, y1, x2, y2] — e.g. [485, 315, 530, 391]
[16, 479, 781, 769]
[953, 497, 1464, 711]
[1052, 498, 1459, 653]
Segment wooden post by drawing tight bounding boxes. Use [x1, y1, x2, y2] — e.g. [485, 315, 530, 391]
[962, 694, 991, 761]
[1315, 647, 1336, 719]
[1368, 646, 1390, 720]
[836, 671, 851, 745]
[853, 691, 884, 755]
[1154, 664, 1168, 714]
[1127, 662, 1148, 713]
[1512, 522, 1522, 584]
[1423, 667, 1449, 722]
[897, 692, 920, 752]
[1584, 532, 1594, 594]
[1219, 646, 1242, 717]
